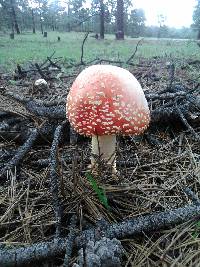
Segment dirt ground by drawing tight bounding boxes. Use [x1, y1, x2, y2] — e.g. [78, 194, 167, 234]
[0, 56, 200, 266]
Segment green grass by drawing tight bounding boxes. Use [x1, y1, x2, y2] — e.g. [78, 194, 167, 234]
[0, 31, 199, 71]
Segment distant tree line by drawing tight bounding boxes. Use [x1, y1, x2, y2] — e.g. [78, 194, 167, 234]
[0, 0, 198, 39]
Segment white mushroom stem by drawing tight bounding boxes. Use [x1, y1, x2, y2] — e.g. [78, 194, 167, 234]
[91, 135, 116, 172]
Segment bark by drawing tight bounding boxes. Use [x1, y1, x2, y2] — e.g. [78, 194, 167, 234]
[0, 238, 68, 267]
[67, 4, 71, 32]
[75, 237, 123, 267]
[50, 122, 67, 237]
[175, 103, 200, 141]
[31, 9, 36, 34]
[10, 0, 20, 34]
[63, 215, 78, 267]
[40, 12, 43, 34]
[0, 122, 56, 177]
[25, 100, 66, 119]
[116, 0, 124, 40]
[76, 203, 200, 248]
[0, 128, 39, 178]
[197, 28, 200, 40]
[1, 203, 200, 266]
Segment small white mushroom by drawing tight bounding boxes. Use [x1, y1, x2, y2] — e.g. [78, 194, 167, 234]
[33, 79, 48, 95]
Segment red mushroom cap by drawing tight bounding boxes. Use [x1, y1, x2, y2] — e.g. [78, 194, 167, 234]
[66, 65, 150, 136]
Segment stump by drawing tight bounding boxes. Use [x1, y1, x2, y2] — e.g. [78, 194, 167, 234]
[115, 31, 124, 40]
[10, 33, 14, 39]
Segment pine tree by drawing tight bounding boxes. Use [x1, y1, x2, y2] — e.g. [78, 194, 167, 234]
[116, 0, 124, 39]
[193, 0, 200, 39]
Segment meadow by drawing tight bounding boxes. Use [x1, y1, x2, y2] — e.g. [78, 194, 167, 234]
[0, 31, 199, 71]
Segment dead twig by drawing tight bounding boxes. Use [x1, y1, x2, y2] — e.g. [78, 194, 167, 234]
[47, 56, 62, 70]
[175, 103, 200, 141]
[39, 51, 56, 68]
[35, 63, 48, 80]
[80, 32, 90, 65]
[16, 64, 26, 78]
[126, 38, 144, 64]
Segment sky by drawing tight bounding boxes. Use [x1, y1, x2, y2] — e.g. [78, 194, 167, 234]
[132, 0, 196, 28]
[58, 0, 196, 28]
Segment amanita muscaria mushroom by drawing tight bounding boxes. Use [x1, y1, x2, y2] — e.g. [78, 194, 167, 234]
[66, 65, 150, 172]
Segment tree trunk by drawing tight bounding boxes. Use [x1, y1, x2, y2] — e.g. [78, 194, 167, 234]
[197, 29, 200, 40]
[157, 27, 161, 38]
[67, 4, 71, 32]
[40, 12, 43, 34]
[31, 9, 36, 34]
[52, 17, 55, 31]
[116, 0, 124, 40]
[11, 21, 14, 34]
[99, 0, 105, 39]
[10, 0, 20, 34]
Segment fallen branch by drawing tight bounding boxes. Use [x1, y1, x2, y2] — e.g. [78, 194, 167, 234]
[1, 203, 200, 266]
[25, 100, 66, 119]
[176, 103, 200, 141]
[0, 128, 39, 178]
[63, 215, 78, 267]
[0, 122, 56, 177]
[0, 237, 67, 267]
[184, 188, 200, 205]
[50, 122, 67, 237]
[126, 38, 144, 64]
[75, 237, 123, 267]
[80, 32, 90, 65]
[145, 91, 187, 101]
[0, 93, 32, 118]
[150, 106, 178, 123]
[76, 202, 200, 247]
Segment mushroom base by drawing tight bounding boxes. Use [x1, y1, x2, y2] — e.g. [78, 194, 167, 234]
[91, 135, 116, 173]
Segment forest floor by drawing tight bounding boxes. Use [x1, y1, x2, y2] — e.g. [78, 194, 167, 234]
[0, 32, 200, 266]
